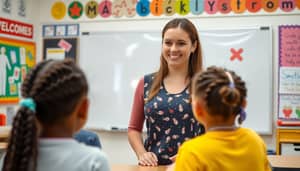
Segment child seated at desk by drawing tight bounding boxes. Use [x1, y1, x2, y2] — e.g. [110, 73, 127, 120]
[169, 66, 271, 171]
[0, 59, 110, 171]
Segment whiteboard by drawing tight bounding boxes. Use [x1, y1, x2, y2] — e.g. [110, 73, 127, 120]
[79, 27, 273, 134]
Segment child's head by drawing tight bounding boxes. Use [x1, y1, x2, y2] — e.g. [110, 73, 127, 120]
[191, 66, 247, 126]
[3, 59, 89, 171]
[21, 58, 89, 128]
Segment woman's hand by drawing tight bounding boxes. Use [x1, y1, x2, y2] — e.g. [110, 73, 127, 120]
[138, 152, 158, 166]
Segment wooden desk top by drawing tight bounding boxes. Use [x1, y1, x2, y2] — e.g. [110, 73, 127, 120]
[0, 126, 10, 139]
[0, 142, 7, 150]
[111, 165, 167, 171]
[268, 155, 300, 168]
[111, 156, 300, 171]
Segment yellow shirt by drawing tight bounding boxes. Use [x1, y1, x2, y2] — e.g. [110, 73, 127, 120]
[174, 128, 271, 171]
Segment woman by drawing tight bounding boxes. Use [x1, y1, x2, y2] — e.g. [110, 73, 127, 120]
[128, 18, 205, 166]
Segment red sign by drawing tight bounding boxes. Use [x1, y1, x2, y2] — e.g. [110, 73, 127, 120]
[0, 17, 33, 39]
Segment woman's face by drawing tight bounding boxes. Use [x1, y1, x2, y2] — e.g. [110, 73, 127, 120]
[162, 27, 196, 69]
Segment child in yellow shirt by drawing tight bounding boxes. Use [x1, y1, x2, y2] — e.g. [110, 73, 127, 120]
[171, 66, 271, 171]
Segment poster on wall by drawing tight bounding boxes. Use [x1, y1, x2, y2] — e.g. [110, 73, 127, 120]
[17, 0, 26, 17]
[43, 38, 78, 62]
[2, 0, 11, 14]
[0, 37, 36, 104]
[279, 67, 300, 94]
[43, 24, 79, 37]
[278, 25, 300, 125]
[278, 95, 300, 120]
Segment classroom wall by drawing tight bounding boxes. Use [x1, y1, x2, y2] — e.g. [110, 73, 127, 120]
[0, 0, 39, 39]
[1, 0, 299, 164]
[0, 0, 40, 122]
[37, 0, 300, 164]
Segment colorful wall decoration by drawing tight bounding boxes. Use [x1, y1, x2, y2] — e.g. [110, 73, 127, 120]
[43, 37, 78, 62]
[43, 24, 79, 37]
[51, 0, 300, 20]
[0, 37, 36, 104]
[278, 25, 300, 125]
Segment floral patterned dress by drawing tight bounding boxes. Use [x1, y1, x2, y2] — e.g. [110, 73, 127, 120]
[143, 73, 204, 165]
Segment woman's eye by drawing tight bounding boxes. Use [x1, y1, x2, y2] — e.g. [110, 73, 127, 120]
[164, 41, 172, 46]
[178, 42, 186, 46]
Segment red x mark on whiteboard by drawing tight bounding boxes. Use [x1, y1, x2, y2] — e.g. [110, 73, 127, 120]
[230, 48, 243, 61]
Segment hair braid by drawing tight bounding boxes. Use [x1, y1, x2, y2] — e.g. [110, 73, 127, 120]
[3, 107, 37, 171]
[21, 60, 51, 98]
[2, 59, 88, 171]
[3, 59, 42, 171]
[192, 66, 247, 120]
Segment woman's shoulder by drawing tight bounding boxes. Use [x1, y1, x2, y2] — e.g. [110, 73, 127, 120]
[144, 72, 156, 81]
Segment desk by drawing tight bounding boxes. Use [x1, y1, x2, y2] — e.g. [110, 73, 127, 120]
[0, 126, 10, 152]
[0, 142, 7, 150]
[0, 126, 10, 139]
[276, 128, 300, 155]
[268, 155, 300, 170]
[111, 165, 167, 171]
[111, 156, 300, 171]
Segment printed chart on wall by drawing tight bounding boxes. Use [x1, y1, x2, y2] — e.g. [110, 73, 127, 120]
[80, 27, 273, 134]
[278, 25, 300, 126]
[43, 38, 78, 62]
[0, 37, 35, 104]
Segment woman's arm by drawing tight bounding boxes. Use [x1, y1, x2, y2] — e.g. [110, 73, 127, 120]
[128, 129, 157, 166]
[128, 78, 158, 166]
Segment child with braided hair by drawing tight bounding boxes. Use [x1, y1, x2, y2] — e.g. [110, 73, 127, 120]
[0, 59, 110, 171]
[169, 66, 271, 171]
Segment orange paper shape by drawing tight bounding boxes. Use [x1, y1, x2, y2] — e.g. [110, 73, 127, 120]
[150, 0, 163, 16]
[262, 0, 278, 12]
[231, 0, 246, 13]
[246, 0, 262, 12]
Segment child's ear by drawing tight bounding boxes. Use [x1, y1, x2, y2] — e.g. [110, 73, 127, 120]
[192, 98, 204, 122]
[241, 99, 247, 108]
[77, 97, 89, 127]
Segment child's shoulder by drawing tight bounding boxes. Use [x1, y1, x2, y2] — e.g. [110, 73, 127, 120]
[180, 135, 207, 151]
[76, 141, 106, 156]
[73, 141, 109, 167]
[239, 127, 265, 144]
[239, 127, 261, 137]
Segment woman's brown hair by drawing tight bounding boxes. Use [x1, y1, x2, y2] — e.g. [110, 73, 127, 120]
[147, 18, 203, 101]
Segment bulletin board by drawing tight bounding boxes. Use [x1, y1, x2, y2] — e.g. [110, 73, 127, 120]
[42, 37, 78, 62]
[80, 27, 273, 134]
[0, 37, 36, 104]
[278, 25, 300, 125]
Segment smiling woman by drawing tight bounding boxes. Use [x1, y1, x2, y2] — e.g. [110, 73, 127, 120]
[127, 18, 205, 166]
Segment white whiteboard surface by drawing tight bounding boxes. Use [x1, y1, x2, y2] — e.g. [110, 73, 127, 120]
[79, 27, 273, 134]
